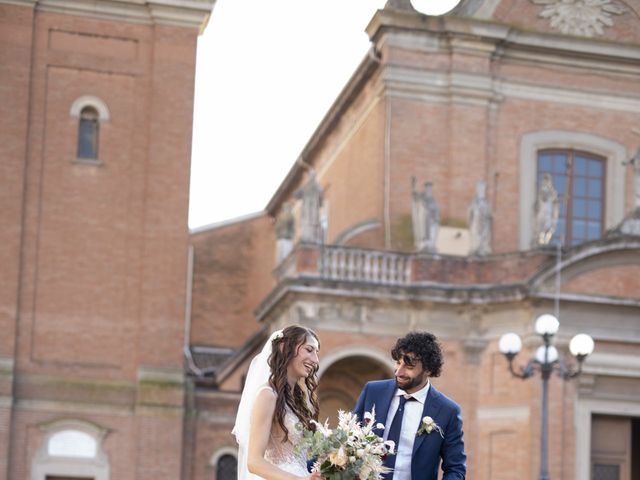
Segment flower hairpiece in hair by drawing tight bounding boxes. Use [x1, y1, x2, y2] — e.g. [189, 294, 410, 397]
[271, 330, 284, 342]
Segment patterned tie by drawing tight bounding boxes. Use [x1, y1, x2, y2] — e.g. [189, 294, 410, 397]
[384, 395, 416, 477]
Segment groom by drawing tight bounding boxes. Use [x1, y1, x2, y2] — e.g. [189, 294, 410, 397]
[354, 332, 466, 480]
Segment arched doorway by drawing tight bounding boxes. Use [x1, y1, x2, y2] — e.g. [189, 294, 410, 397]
[317, 354, 392, 426]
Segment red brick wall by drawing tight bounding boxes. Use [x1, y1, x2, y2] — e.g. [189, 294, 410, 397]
[0, 4, 35, 473]
[563, 264, 640, 297]
[294, 19, 640, 255]
[320, 92, 386, 248]
[190, 214, 276, 348]
[13, 10, 196, 378]
[2, 4, 201, 479]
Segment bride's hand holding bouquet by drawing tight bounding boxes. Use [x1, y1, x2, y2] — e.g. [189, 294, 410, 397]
[299, 407, 394, 480]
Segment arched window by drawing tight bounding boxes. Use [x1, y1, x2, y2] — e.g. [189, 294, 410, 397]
[216, 454, 237, 480]
[69, 95, 110, 164]
[537, 149, 605, 245]
[32, 420, 109, 480]
[48, 429, 97, 458]
[77, 106, 99, 160]
[210, 448, 238, 480]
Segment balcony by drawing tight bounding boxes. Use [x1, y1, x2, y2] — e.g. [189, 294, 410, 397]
[274, 242, 553, 287]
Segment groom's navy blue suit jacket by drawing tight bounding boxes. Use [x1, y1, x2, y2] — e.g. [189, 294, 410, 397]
[354, 380, 466, 480]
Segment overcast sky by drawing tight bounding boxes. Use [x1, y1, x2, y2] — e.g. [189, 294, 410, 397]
[188, 0, 461, 229]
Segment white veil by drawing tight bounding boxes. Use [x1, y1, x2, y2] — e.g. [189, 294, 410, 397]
[232, 329, 284, 480]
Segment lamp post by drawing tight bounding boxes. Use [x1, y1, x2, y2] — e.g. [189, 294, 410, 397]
[498, 314, 594, 480]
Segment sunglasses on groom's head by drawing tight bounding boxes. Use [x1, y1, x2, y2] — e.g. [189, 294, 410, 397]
[392, 351, 421, 368]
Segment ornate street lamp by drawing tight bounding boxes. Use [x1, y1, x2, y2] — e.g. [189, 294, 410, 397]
[499, 314, 594, 480]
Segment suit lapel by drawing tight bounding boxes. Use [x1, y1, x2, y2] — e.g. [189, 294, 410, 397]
[374, 381, 397, 436]
[412, 385, 444, 456]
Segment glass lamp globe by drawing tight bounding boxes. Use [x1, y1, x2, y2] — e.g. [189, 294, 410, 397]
[499, 333, 522, 355]
[535, 314, 560, 336]
[410, 0, 462, 16]
[569, 333, 595, 357]
[535, 345, 558, 364]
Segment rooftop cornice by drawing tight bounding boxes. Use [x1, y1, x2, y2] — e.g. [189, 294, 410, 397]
[264, 7, 640, 216]
[1, 0, 217, 31]
[367, 8, 640, 62]
[189, 210, 266, 235]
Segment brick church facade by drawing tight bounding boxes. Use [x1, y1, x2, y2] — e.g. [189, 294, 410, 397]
[189, 2, 640, 480]
[0, 0, 215, 478]
[2, 0, 640, 480]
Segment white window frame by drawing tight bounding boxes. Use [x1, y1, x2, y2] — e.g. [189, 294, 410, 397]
[31, 419, 110, 480]
[574, 353, 640, 480]
[519, 130, 626, 250]
[70, 96, 110, 121]
[70, 95, 110, 165]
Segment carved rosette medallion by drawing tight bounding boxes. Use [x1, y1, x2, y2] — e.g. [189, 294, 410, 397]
[531, 0, 625, 37]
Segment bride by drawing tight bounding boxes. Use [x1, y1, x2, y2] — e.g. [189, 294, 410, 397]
[233, 325, 322, 480]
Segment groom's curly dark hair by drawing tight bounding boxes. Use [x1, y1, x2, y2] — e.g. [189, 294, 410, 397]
[391, 331, 443, 377]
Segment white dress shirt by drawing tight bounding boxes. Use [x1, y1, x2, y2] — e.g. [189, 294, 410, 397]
[383, 382, 430, 480]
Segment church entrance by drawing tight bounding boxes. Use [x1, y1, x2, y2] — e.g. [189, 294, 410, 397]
[591, 415, 640, 480]
[317, 355, 390, 426]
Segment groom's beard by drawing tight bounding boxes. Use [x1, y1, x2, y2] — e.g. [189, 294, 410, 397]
[395, 374, 427, 392]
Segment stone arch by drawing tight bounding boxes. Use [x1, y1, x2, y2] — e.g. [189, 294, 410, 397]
[209, 446, 238, 466]
[209, 446, 238, 480]
[70, 95, 110, 121]
[317, 346, 394, 425]
[334, 220, 382, 247]
[31, 418, 110, 480]
[530, 238, 640, 297]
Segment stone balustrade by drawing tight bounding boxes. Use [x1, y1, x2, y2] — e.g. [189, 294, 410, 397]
[319, 246, 412, 285]
[275, 242, 559, 287]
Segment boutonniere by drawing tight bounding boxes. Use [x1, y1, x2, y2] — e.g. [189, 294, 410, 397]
[416, 416, 444, 438]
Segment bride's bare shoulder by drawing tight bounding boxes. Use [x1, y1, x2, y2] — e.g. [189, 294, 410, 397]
[255, 385, 277, 402]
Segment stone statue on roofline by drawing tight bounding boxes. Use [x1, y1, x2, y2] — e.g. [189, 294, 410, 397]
[617, 146, 640, 236]
[411, 176, 440, 253]
[626, 146, 640, 211]
[468, 180, 492, 256]
[385, 0, 413, 10]
[532, 173, 560, 247]
[294, 170, 324, 244]
[274, 200, 295, 263]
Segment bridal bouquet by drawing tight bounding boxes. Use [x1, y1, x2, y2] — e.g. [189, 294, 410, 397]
[299, 407, 394, 480]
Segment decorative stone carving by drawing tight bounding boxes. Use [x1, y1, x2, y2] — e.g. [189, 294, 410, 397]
[275, 200, 295, 263]
[462, 308, 489, 365]
[533, 173, 560, 246]
[531, 0, 625, 37]
[468, 181, 492, 256]
[627, 147, 640, 210]
[618, 147, 640, 235]
[275, 201, 295, 240]
[294, 171, 324, 244]
[411, 177, 440, 253]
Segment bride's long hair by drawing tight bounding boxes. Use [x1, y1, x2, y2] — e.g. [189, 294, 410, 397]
[268, 325, 320, 442]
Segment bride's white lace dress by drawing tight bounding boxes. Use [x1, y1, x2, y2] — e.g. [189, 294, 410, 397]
[233, 331, 313, 480]
[264, 405, 309, 477]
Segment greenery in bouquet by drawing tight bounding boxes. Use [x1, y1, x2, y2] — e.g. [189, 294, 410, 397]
[298, 407, 394, 480]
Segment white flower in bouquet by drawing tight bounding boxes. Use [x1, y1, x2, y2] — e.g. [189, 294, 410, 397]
[328, 446, 348, 467]
[299, 407, 394, 480]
